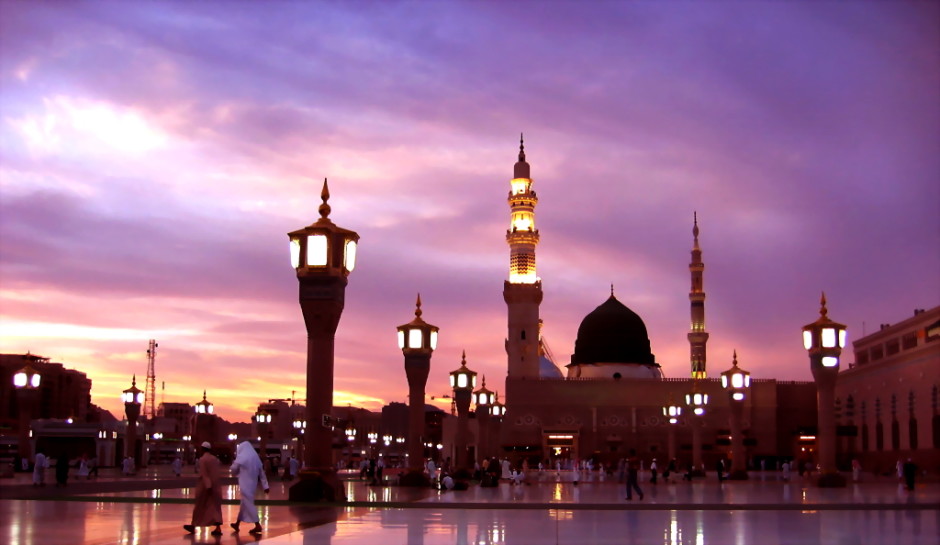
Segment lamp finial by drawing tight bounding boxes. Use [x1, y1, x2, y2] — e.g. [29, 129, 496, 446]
[732, 350, 738, 367]
[415, 293, 422, 318]
[131, 374, 136, 387]
[518, 133, 525, 162]
[461, 350, 467, 366]
[692, 212, 700, 248]
[318, 178, 331, 219]
[610, 283, 615, 297]
[819, 291, 828, 319]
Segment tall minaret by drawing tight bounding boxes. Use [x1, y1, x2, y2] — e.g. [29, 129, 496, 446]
[688, 212, 709, 379]
[504, 134, 543, 379]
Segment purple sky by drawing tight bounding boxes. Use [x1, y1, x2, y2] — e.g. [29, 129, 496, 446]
[1, 1, 938, 422]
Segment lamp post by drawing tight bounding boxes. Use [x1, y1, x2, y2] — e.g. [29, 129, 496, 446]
[292, 417, 306, 463]
[449, 351, 477, 472]
[121, 375, 145, 463]
[397, 294, 439, 484]
[193, 390, 214, 447]
[802, 292, 848, 488]
[721, 351, 750, 480]
[685, 381, 709, 475]
[287, 179, 359, 502]
[663, 396, 682, 462]
[12, 361, 41, 462]
[473, 376, 495, 461]
[254, 409, 271, 449]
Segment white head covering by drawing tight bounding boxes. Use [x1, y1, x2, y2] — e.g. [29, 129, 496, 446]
[201, 441, 212, 449]
[234, 441, 263, 474]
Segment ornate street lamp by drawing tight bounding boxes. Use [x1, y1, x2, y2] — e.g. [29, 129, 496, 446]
[292, 417, 306, 462]
[254, 409, 272, 446]
[449, 351, 477, 471]
[490, 392, 506, 418]
[473, 376, 494, 460]
[193, 391, 214, 447]
[122, 376, 145, 463]
[287, 179, 359, 502]
[721, 351, 750, 480]
[13, 359, 41, 461]
[685, 381, 709, 474]
[803, 292, 847, 487]
[397, 293, 439, 484]
[663, 395, 682, 461]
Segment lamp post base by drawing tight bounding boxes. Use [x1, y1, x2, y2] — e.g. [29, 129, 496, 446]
[728, 470, 749, 481]
[816, 472, 847, 488]
[288, 468, 347, 502]
[398, 469, 432, 487]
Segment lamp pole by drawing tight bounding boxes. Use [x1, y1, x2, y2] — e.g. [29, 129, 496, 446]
[13, 360, 41, 462]
[193, 391, 214, 447]
[287, 179, 359, 502]
[721, 351, 750, 480]
[473, 377, 494, 461]
[397, 294, 438, 484]
[663, 396, 682, 462]
[803, 293, 847, 487]
[449, 352, 477, 472]
[122, 376, 144, 462]
[254, 409, 271, 450]
[685, 381, 709, 475]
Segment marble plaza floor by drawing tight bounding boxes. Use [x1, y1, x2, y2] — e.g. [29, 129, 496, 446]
[1, 468, 937, 545]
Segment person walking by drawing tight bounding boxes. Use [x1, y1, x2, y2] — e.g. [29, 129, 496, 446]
[716, 458, 725, 483]
[288, 455, 300, 480]
[184, 442, 223, 536]
[32, 451, 48, 486]
[230, 441, 269, 535]
[77, 454, 90, 480]
[625, 450, 643, 501]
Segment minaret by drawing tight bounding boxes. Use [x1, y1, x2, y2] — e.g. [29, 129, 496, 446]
[688, 212, 709, 378]
[504, 134, 543, 379]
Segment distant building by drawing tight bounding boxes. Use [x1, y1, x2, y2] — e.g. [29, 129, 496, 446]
[0, 353, 93, 430]
[836, 306, 940, 473]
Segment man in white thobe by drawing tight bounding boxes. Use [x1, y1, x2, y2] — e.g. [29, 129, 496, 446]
[32, 452, 47, 486]
[230, 441, 269, 535]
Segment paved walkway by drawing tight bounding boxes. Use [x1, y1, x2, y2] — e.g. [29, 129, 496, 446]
[1, 468, 937, 544]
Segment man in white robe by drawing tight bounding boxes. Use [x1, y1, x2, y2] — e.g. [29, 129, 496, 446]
[230, 441, 269, 535]
[32, 452, 47, 486]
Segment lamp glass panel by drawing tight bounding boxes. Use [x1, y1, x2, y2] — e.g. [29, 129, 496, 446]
[30, 374, 40, 388]
[721, 375, 728, 388]
[449, 374, 456, 388]
[694, 407, 704, 416]
[838, 329, 847, 348]
[694, 393, 702, 405]
[121, 392, 130, 403]
[457, 374, 468, 388]
[732, 392, 745, 401]
[685, 393, 691, 405]
[208, 405, 214, 414]
[136, 392, 144, 404]
[13, 372, 26, 387]
[471, 375, 477, 388]
[472, 393, 478, 405]
[397, 330, 405, 350]
[731, 374, 743, 388]
[408, 329, 422, 349]
[344, 240, 357, 272]
[430, 331, 438, 350]
[803, 330, 813, 350]
[822, 356, 839, 368]
[306, 235, 328, 266]
[821, 328, 836, 348]
[290, 238, 301, 268]
[744, 375, 750, 388]
[703, 394, 709, 404]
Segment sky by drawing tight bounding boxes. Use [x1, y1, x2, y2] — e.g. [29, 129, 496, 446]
[1, 1, 938, 423]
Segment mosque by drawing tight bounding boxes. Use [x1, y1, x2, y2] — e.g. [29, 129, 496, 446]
[495, 138, 820, 468]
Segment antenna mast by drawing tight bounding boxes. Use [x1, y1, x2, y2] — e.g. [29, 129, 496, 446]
[145, 340, 158, 421]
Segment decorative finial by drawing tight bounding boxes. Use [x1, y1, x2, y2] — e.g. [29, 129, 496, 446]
[414, 293, 422, 318]
[318, 178, 331, 219]
[732, 350, 738, 367]
[693, 211, 699, 238]
[202, 390, 207, 401]
[461, 350, 467, 366]
[819, 292, 828, 319]
[610, 284, 615, 297]
[132, 374, 136, 386]
[481, 375, 486, 388]
[518, 133, 526, 162]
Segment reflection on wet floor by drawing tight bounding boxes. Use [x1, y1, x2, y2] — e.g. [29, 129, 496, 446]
[2, 475, 938, 545]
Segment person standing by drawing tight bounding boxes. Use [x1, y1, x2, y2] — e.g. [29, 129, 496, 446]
[902, 458, 917, 491]
[184, 442, 223, 536]
[32, 451, 47, 486]
[230, 441, 269, 535]
[376, 456, 385, 485]
[288, 455, 300, 481]
[625, 449, 643, 501]
[851, 459, 861, 482]
[55, 454, 70, 487]
[716, 458, 725, 483]
[650, 458, 658, 484]
[172, 455, 183, 477]
[77, 454, 90, 480]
